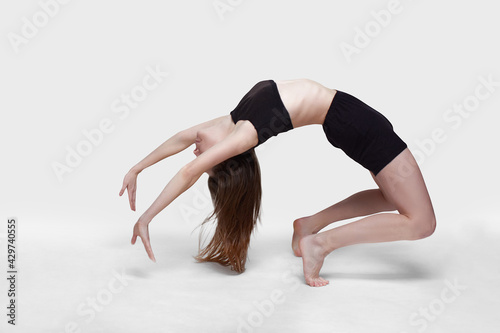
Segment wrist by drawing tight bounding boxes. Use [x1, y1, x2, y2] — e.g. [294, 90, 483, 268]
[130, 165, 142, 175]
[139, 213, 153, 225]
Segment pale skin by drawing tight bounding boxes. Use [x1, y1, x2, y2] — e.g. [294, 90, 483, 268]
[119, 78, 436, 287]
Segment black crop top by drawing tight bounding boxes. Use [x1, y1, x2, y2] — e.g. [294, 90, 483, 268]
[230, 80, 294, 147]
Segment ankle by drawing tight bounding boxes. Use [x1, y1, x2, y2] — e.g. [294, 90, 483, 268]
[314, 233, 336, 256]
[294, 216, 321, 234]
[308, 214, 323, 234]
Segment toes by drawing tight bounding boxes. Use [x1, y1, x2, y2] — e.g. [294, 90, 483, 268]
[319, 278, 329, 286]
[306, 277, 330, 287]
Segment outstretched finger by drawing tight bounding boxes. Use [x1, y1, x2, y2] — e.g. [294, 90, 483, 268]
[128, 191, 135, 211]
[128, 192, 136, 211]
[131, 233, 138, 245]
[141, 236, 156, 263]
[131, 190, 136, 211]
[119, 183, 126, 196]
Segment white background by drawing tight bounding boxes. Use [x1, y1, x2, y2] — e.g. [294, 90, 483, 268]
[1, 0, 499, 332]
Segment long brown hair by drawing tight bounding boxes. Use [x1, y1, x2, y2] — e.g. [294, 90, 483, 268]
[195, 148, 262, 273]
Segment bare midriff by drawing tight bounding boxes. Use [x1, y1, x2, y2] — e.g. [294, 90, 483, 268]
[274, 79, 337, 128]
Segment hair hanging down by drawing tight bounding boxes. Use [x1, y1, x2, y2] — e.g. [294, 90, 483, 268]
[195, 148, 262, 273]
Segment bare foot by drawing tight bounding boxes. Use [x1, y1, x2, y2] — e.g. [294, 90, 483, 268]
[292, 217, 316, 257]
[299, 235, 329, 287]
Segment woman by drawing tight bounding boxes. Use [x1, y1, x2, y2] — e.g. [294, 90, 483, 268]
[119, 79, 436, 287]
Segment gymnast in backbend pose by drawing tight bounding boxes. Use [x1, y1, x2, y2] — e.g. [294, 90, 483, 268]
[119, 79, 436, 287]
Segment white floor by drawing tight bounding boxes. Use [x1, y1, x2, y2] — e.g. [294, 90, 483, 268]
[1, 211, 499, 333]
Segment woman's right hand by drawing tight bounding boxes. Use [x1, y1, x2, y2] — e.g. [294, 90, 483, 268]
[119, 169, 139, 211]
[131, 217, 156, 262]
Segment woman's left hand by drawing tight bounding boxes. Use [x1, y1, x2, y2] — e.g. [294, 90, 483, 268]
[131, 218, 156, 263]
[119, 170, 139, 211]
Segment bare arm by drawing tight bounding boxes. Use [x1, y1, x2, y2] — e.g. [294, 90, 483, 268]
[141, 120, 255, 222]
[119, 131, 189, 210]
[130, 120, 256, 262]
[119, 115, 228, 210]
[130, 131, 191, 174]
[131, 115, 229, 173]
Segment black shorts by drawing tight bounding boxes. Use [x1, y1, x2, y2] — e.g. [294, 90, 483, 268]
[322, 90, 407, 176]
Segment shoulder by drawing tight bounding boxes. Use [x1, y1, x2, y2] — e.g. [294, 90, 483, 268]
[232, 119, 259, 148]
[183, 119, 257, 177]
[179, 115, 228, 143]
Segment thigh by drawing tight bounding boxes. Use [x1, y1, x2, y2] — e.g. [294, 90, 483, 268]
[324, 90, 407, 175]
[370, 148, 435, 218]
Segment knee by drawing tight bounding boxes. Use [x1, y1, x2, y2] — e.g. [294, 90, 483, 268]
[407, 213, 436, 240]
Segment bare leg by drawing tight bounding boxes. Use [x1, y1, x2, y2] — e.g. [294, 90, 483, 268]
[300, 149, 436, 287]
[292, 189, 396, 256]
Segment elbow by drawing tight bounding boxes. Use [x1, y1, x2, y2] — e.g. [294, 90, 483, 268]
[176, 130, 194, 146]
[180, 164, 201, 182]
